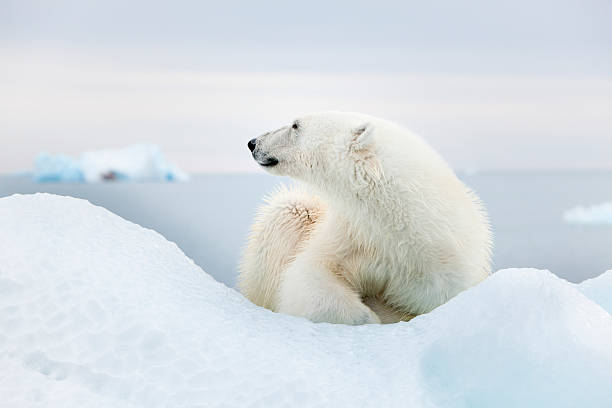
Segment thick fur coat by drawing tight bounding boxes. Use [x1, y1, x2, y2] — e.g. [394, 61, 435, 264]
[239, 112, 492, 324]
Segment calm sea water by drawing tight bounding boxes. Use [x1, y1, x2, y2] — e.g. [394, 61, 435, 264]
[1, 172, 611, 286]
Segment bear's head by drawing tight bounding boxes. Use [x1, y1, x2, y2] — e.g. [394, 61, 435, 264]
[248, 112, 383, 192]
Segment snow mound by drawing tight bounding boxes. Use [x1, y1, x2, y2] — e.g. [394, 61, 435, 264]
[579, 270, 612, 314]
[34, 145, 188, 182]
[1, 194, 611, 408]
[563, 202, 612, 225]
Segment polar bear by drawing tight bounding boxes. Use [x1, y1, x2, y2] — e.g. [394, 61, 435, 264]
[239, 112, 492, 324]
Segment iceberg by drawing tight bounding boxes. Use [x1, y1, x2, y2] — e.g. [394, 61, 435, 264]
[563, 202, 612, 226]
[33, 145, 189, 182]
[34, 153, 84, 182]
[1, 193, 611, 407]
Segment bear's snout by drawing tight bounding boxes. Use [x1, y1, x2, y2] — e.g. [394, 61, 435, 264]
[248, 137, 279, 167]
[248, 138, 257, 152]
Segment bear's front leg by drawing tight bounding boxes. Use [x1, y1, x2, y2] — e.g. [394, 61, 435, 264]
[277, 258, 381, 325]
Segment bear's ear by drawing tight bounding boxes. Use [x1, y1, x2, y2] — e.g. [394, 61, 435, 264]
[348, 123, 383, 186]
[349, 123, 374, 152]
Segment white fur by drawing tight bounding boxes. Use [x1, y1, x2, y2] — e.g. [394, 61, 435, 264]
[239, 112, 492, 324]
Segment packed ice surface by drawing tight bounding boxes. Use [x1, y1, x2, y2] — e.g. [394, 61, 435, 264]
[33, 145, 188, 182]
[563, 201, 612, 225]
[1, 194, 612, 408]
[579, 270, 612, 314]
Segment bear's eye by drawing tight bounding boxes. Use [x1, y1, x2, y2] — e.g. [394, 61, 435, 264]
[292, 122, 299, 130]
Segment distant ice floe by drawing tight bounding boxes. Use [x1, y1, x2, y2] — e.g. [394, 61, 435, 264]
[34, 144, 189, 182]
[1, 193, 611, 407]
[563, 202, 612, 225]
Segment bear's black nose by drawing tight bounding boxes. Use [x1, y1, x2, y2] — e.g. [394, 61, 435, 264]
[248, 138, 257, 152]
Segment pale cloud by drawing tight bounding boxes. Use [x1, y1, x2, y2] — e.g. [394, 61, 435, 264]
[2, 1, 611, 173]
[1, 51, 611, 173]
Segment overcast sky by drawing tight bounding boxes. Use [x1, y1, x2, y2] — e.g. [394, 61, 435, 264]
[1, 0, 611, 173]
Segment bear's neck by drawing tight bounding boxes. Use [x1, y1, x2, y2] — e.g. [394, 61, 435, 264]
[310, 178, 413, 236]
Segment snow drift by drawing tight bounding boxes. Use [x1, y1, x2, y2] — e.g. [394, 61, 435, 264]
[34, 145, 188, 182]
[564, 201, 612, 226]
[0, 194, 611, 408]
